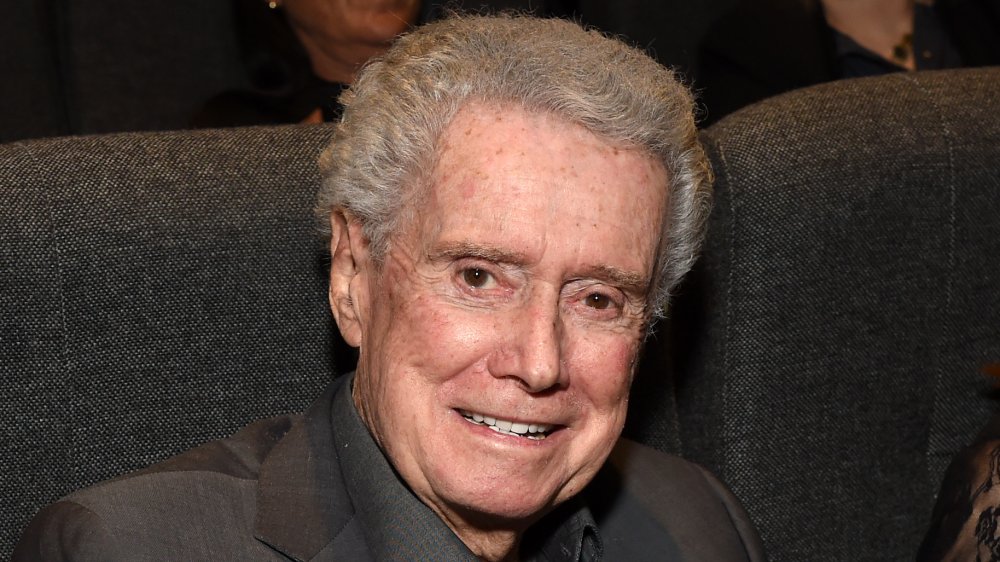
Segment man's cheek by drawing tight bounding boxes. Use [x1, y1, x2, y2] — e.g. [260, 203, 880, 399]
[399, 304, 495, 375]
[570, 332, 637, 388]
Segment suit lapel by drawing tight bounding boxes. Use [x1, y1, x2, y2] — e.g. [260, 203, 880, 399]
[253, 376, 371, 561]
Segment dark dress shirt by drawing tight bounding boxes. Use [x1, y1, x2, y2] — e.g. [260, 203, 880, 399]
[14, 373, 764, 561]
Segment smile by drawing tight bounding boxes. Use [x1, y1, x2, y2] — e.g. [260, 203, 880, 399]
[458, 409, 555, 440]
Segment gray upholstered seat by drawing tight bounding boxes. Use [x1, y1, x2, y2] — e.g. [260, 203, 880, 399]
[668, 67, 1000, 561]
[1, 124, 349, 558]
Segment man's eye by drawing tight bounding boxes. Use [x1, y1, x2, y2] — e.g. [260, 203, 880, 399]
[585, 293, 612, 310]
[461, 268, 494, 289]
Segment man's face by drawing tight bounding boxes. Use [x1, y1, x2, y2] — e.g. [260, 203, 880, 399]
[337, 103, 667, 531]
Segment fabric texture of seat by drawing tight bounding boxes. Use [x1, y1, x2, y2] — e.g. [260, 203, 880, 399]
[0, 124, 350, 560]
[673, 67, 1000, 561]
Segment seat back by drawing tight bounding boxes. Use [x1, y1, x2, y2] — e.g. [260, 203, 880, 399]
[676, 67, 1000, 560]
[0, 125, 350, 558]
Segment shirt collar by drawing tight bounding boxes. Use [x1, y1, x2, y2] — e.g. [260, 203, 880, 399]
[523, 496, 603, 562]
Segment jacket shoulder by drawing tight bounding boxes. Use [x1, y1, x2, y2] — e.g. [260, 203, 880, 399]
[596, 439, 766, 561]
[125, 413, 298, 480]
[13, 500, 126, 562]
[14, 415, 299, 561]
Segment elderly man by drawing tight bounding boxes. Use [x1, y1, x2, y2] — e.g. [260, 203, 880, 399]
[16, 15, 763, 562]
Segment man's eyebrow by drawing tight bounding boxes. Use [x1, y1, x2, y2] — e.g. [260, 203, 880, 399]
[429, 242, 529, 265]
[579, 264, 649, 295]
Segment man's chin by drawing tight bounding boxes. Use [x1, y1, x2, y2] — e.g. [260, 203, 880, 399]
[419, 448, 603, 532]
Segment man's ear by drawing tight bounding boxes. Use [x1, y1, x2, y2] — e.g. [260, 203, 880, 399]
[328, 209, 370, 348]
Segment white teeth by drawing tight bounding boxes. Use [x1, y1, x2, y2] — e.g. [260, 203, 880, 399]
[458, 410, 554, 439]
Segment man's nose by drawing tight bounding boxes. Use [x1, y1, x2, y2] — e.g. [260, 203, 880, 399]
[488, 295, 565, 393]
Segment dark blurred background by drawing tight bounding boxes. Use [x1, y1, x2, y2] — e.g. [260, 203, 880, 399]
[0, 0, 740, 143]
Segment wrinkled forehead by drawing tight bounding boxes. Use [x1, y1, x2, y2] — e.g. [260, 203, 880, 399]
[404, 99, 669, 215]
[368, 102, 670, 293]
[400, 102, 667, 279]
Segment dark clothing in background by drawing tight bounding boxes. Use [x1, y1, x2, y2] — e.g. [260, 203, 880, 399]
[14, 373, 765, 561]
[694, 0, 1000, 125]
[191, 0, 362, 127]
[191, 0, 580, 127]
[918, 410, 1000, 561]
[833, 3, 963, 78]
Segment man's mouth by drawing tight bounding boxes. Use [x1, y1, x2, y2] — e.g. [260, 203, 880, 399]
[458, 409, 556, 440]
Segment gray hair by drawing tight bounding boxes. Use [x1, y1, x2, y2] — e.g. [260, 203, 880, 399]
[316, 14, 712, 318]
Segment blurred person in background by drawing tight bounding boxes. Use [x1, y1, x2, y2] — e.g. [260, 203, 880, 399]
[695, 0, 1000, 125]
[193, 0, 577, 127]
[194, 0, 424, 126]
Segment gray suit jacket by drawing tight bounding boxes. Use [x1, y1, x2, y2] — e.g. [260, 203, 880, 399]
[15, 375, 765, 561]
